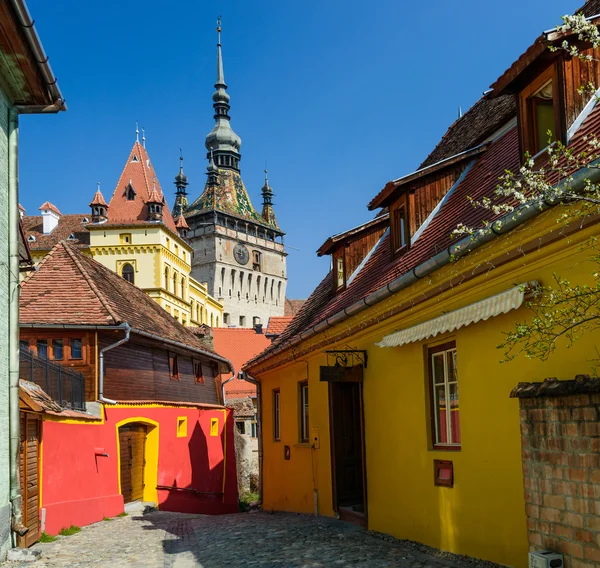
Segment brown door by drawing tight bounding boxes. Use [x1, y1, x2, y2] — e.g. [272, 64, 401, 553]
[119, 424, 146, 503]
[18, 413, 41, 548]
[330, 381, 366, 520]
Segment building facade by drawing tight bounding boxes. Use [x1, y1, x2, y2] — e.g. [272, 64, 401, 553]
[244, 3, 600, 567]
[184, 21, 287, 329]
[21, 139, 224, 329]
[0, 0, 65, 559]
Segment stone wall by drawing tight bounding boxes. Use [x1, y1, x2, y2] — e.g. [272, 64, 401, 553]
[513, 377, 600, 568]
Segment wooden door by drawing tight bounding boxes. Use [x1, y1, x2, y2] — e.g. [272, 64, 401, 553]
[330, 382, 366, 513]
[18, 412, 41, 548]
[119, 425, 146, 503]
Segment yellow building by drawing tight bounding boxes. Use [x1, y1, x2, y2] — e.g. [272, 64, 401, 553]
[21, 139, 223, 328]
[244, 10, 600, 567]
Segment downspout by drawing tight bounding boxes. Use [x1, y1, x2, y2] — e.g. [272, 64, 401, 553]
[221, 374, 235, 405]
[99, 323, 130, 405]
[239, 371, 262, 507]
[8, 107, 26, 539]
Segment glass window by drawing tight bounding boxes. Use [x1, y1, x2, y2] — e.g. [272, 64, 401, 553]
[169, 354, 179, 380]
[37, 339, 48, 359]
[429, 343, 460, 448]
[299, 381, 309, 443]
[392, 207, 408, 253]
[193, 361, 204, 384]
[336, 256, 344, 289]
[531, 80, 555, 153]
[273, 390, 281, 441]
[251, 422, 257, 438]
[122, 263, 134, 284]
[70, 338, 83, 360]
[236, 421, 246, 435]
[52, 339, 64, 360]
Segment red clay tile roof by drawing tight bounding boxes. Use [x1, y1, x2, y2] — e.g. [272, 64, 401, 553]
[265, 316, 293, 336]
[18, 204, 25, 212]
[176, 215, 190, 229]
[284, 298, 306, 317]
[89, 189, 107, 206]
[22, 214, 90, 250]
[20, 242, 229, 367]
[248, 103, 600, 370]
[213, 328, 271, 397]
[105, 141, 177, 233]
[39, 201, 61, 215]
[19, 380, 98, 419]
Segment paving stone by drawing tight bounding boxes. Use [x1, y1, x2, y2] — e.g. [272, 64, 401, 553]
[0, 511, 502, 567]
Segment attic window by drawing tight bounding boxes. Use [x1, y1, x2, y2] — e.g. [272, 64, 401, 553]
[391, 206, 409, 254]
[131, 155, 139, 163]
[27, 235, 36, 242]
[68, 233, 76, 240]
[333, 251, 345, 291]
[126, 184, 135, 201]
[519, 64, 563, 158]
[82, 217, 89, 223]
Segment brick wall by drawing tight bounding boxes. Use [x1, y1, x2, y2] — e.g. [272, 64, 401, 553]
[514, 379, 600, 568]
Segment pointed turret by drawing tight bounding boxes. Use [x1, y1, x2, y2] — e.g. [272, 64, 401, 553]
[205, 18, 241, 171]
[173, 150, 189, 218]
[175, 214, 190, 238]
[261, 169, 279, 228]
[90, 183, 108, 223]
[147, 181, 164, 222]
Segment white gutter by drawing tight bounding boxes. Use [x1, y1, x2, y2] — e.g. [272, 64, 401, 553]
[98, 323, 130, 405]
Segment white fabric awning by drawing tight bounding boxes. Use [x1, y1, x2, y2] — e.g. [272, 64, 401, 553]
[376, 282, 534, 349]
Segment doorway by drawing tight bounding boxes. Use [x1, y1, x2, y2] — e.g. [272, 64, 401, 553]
[118, 424, 147, 503]
[18, 412, 41, 548]
[329, 379, 367, 526]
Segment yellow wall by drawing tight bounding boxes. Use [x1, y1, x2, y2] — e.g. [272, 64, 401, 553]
[252, 210, 600, 568]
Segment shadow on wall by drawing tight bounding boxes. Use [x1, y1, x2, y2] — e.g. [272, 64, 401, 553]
[158, 412, 237, 515]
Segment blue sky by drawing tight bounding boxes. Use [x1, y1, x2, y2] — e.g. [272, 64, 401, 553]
[22, 0, 581, 298]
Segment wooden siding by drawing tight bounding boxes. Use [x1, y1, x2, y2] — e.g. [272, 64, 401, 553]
[101, 335, 220, 405]
[19, 330, 97, 401]
[18, 412, 40, 548]
[561, 47, 600, 131]
[343, 224, 387, 282]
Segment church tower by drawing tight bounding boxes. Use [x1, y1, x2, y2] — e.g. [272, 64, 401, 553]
[184, 19, 287, 328]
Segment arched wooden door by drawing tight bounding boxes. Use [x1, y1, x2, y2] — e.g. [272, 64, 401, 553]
[119, 424, 147, 503]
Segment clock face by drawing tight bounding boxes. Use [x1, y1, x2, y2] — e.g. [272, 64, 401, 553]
[233, 243, 249, 265]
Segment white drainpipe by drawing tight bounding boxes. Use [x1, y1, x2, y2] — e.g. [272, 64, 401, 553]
[98, 323, 130, 405]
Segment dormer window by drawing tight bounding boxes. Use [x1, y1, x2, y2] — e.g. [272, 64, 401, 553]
[68, 233, 76, 240]
[332, 251, 345, 291]
[27, 235, 36, 242]
[126, 184, 136, 201]
[518, 64, 564, 159]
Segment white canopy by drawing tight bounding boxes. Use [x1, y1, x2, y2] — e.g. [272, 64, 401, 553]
[376, 282, 534, 348]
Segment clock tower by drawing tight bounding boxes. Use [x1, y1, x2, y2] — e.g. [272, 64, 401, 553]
[183, 19, 287, 328]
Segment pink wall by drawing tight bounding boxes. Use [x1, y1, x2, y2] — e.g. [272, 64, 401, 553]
[41, 406, 238, 535]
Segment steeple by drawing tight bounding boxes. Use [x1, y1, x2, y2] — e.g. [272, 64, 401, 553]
[90, 182, 108, 223]
[205, 17, 242, 171]
[207, 150, 219, 186]
[261, 169, 279, 228]
[173, 150, 189, 218]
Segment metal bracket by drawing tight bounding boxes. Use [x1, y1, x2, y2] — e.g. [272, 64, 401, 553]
[325, 350, 368, 369]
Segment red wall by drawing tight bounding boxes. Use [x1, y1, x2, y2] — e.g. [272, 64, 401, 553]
[41, 405, 238, 535]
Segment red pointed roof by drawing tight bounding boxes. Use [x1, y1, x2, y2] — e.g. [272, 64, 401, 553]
[104, 141, 177, 232]
[175, 215, 190, 230]
[89, 189, 107, 207]
[39, 202, 61, 216]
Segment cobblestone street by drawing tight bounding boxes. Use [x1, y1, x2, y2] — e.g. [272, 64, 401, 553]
[2, 511, 499, 568]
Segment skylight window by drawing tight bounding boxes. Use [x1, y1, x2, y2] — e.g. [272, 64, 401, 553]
[131, 155, 139, 163]
[68, 234, 76, 240]
[27, 235, 36, 242]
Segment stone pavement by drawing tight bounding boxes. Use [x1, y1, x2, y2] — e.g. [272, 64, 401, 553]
[2, 511, 500, 568]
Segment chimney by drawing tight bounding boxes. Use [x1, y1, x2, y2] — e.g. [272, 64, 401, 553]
[254, 323, 263, 334]
[39, 202, 61, 235]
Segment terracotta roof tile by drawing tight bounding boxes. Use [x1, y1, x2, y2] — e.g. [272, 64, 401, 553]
[265, 316, 293, 336]
[213, 328, 271, 397]
[89, 189, 107, 206]
[20, 242, 227, 365]
[176, 215, 190, 229]
[39, 201, 62, 215]
[105, 141, 177, 233]
[22, 214, 90, 251]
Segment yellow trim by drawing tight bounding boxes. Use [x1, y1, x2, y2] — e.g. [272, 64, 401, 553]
[94, 331, 99, 400]
[39, 428, 43, 507]
[221, 409, 228, 500]
[40, 413, 104, 425]
[176, 416, 187, 438]
[210, 417, 219, 437]
[115, 416, 160, 504]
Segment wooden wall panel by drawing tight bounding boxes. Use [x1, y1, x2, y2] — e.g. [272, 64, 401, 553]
[562, 47, 600, 131]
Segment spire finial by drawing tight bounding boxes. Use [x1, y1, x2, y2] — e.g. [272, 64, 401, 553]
[97, 181, 101, 191]
[217, 15, 222, 44]
[458, 106, 463, 119]
[135, 121, 139, 143]
[142, 128, 146, 148]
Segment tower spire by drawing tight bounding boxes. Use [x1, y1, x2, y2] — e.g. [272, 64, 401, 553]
[173, 149, 189, 218]
[205, 17, 242, 172]
[136, 121, 139, 143]
[261, 168, 279, 228]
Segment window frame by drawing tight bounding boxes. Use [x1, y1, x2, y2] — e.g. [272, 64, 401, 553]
[273, 389, 281, 442]
[51, 338, 64, 360]
[333, 250, 345, 291]
[428, 341, 461, 451]
[169, 353, 179, 381]
[121, 263, 135, 284]
[518, 63, 565, 159]
[299, 381, 309, 444]
[69, 338, 83, 360]
[391, 198, 409, 256]
[193, 359, 204, 384]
